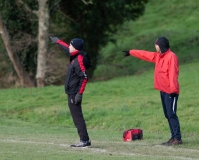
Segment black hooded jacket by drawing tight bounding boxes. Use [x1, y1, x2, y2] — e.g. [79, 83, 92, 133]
[56, 39, 91, 95]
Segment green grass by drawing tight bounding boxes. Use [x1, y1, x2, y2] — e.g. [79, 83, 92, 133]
[1, 1, 199, 158]
[0, 61, 199, 159]
[94, 0, 199, 80]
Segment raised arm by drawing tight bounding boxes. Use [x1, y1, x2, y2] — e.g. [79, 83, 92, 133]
[122, 50, 158, 63]
[50, 36, 70, 57]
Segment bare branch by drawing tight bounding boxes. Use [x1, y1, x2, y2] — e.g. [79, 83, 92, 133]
[49, 0, 76, 23]
[49, 0, 62, 11]
[13, 31, 36, 52]
[81, 0, 93, 5]
[57, 10, 76, 23]
[16, 0, 38, 16]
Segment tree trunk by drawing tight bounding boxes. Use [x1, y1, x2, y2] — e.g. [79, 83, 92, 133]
[0, 14, 35, 87]
[36, 0, 49, 87]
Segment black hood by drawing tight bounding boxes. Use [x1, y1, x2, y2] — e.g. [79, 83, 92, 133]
[79, 51, 92, 69]
[156, 37, 170, 53]
[70, 51, 92, 69]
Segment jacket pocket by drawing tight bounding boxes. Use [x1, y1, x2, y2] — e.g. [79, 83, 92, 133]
[158, 70, 169, 87]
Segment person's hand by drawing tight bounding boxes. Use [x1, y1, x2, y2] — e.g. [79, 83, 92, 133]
[169, 93, 177, 98]
[122, 50, 130, 57]
[75, 93, 82, 104]
[49, 36, 59, 43]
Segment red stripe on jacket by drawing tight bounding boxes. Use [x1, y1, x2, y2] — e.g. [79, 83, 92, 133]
[57, 39, 69, 47]
[79, 79, 88, 94]
[78, 54, 86, 72]
[78, 55, 88, 94]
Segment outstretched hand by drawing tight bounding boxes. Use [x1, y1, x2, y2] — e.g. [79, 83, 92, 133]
[50, 36, 59, 43]
[122, 50, 130, 57]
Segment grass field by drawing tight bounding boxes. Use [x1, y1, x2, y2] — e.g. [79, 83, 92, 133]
[0, 123, 199, 160]
[1, 0, 199, 159]
[0, 61, 199, 159]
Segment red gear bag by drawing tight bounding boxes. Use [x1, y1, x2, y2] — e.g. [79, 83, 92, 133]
[123, 129, 143, 142]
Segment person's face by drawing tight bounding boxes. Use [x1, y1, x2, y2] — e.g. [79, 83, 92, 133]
[69, 43, 77, 53]
[155, 44, 161, 53]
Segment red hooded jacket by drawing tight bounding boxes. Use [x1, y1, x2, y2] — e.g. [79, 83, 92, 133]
[129, 49, 180, 94]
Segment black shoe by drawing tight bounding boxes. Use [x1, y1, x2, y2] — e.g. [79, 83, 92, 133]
[70, 140, 91, 148]
[161, 138, 174, 145]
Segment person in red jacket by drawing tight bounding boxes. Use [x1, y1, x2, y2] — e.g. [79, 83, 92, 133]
[122, 37, 182, 145]
[50, 36, 91, 148]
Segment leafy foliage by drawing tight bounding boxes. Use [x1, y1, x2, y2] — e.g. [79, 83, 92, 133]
[0, 0, 148, 87]
[58, 0, 148, 77]
[0, 0, 38, 75]
[0, 0, 38, 35]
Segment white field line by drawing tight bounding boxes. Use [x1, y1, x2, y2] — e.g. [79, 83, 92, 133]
[1, 139, 69, 147]
[0, 139, 198, 160]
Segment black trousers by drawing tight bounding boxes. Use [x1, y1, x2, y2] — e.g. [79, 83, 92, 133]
[67, 94, 89, 141]
[160, 91, 181, 140]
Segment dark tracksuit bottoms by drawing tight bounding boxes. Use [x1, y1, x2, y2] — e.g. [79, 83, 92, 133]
[160, 92, 181, 141]
[68, 94, 89, 141]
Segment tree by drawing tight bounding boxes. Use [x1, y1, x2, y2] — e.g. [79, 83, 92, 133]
[17, 0, 50, 87]
[0, 14, 35, 87]
[0, 0, 51, 87]
[58, 0, 148, 78]
[0, 0, 148, 87]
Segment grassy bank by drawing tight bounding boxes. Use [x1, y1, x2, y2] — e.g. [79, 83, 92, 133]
[1, 62, 199, 132]
[94, 0, 199, 80]
[0, 61, 199, 159]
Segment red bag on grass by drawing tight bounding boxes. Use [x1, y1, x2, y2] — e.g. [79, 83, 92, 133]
[123, 129, 143, 142]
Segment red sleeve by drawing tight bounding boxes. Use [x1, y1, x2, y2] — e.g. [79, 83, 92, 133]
[57, 40, 70, 57]
[77, 55, 88, 94]
[129, 50, 158, 63]
[57, 40, 69, 47]
[169, 54, 179, 93]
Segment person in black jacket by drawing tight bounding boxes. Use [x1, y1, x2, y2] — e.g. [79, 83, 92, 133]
[50, 36, 91, 148]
